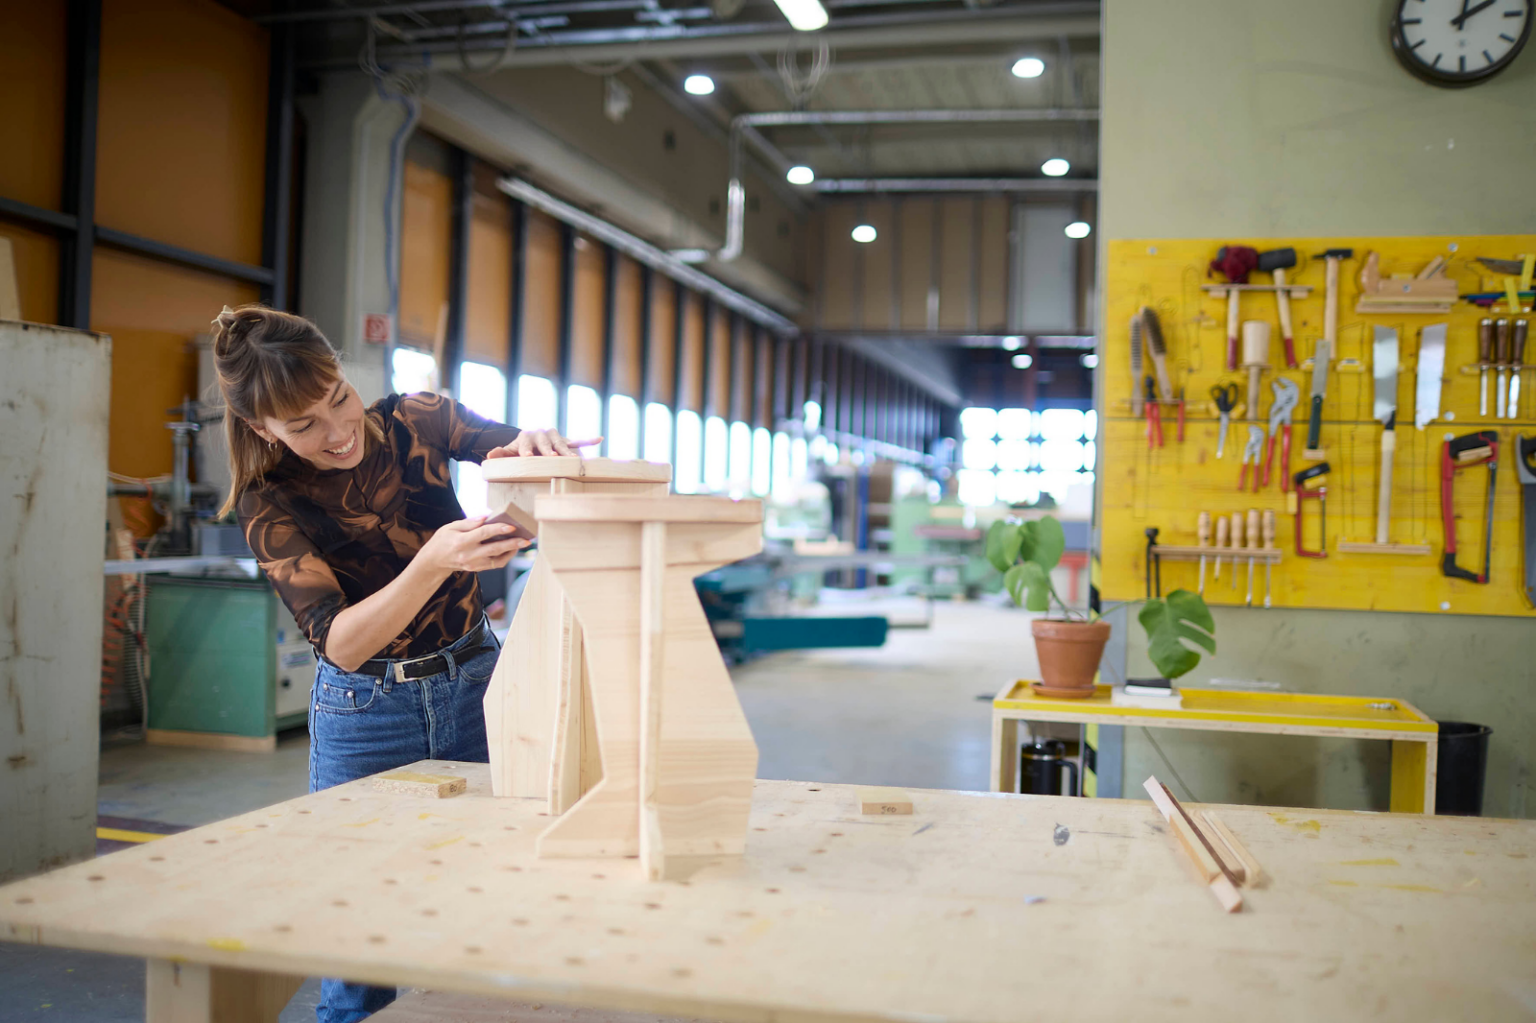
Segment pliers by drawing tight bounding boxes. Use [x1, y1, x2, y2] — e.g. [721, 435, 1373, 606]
[1210, 382, 1238, 458]
[1238, 424, 1266, 492]
[1145, 377, 1163, 449]
[1262, 377, 1300, 491]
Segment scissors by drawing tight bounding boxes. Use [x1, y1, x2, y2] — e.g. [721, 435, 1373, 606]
[1210, 383, 1238, 458]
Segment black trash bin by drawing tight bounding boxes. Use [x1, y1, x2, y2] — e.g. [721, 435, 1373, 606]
[1435, 721, 1492, 816]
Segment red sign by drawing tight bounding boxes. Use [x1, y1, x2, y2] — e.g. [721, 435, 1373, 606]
[362, 313, 392, 345]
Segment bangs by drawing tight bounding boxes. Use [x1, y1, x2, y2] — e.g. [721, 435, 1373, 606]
[248, 348, 341, 421]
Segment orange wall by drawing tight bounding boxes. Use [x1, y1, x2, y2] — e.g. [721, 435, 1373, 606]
[569, 234, 605, 388]
[611, 255, 642, 399]
[648, 280, 676, 407]
[399, 155, 452, 349]
[465, 161, 510, 366]
[96, 0, 268, 265]
[522, 210, 561, 378]
[679, 290, 703, 413]
[1, 1, 67, 324]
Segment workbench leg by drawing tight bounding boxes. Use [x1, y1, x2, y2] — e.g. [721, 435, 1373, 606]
[1389, 739, 1437, 815]
[991, 714, 1018, 793]
[146, 959, 305, 1023]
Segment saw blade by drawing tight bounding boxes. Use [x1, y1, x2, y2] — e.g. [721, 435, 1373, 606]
[1310, 339, 1331, 399]
[1373, 327, 1399, 425]
[1415, 323, 1447, 429]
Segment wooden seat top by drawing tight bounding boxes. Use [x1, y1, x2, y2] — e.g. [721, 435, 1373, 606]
[534, 493, 763, 524]
[482, 457, 673, 484]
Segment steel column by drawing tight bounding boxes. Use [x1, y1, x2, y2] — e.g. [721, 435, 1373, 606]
[506, 199, 527, 425]
[59, 0, 101, 329]
[260, 22, 296, 309]
[444, 146, 473, 398]
[600, 243, 617, 456]
[557, 222, 576, 433]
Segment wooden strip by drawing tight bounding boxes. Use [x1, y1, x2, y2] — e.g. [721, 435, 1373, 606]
[96, 827, 166, 844]
[145, 730, 276, 753]
[856, 787, 914, 815]
[372, 770, 467, 799]
[1142, 776, 1242, 912]
[536, 494, 763, 525]
[1161, 782, 1243, 889]
[638, 521, 667, 882]
[483, 457, 672, 483]
[1201, 810, 1265, 888]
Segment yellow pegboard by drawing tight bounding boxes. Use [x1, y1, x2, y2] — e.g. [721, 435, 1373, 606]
[1101, 235, 1535, 617]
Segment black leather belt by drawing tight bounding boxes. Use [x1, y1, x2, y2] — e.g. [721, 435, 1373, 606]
[349, 620, 491, 681]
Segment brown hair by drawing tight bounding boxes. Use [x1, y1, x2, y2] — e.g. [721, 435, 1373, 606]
[211, 304, 380, 517]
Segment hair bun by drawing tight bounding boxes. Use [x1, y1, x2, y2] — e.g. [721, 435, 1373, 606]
[212, 305, 245, 352]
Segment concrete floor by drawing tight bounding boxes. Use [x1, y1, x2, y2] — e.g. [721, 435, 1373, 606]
[1, 599, 1037, 1022]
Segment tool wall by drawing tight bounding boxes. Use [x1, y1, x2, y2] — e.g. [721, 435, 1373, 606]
[1100, 235, 1536, 618]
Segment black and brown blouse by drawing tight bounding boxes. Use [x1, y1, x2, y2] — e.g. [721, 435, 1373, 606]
[238, 392, 519, 662]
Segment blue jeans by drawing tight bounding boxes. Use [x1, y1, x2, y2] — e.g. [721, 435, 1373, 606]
[308, 626, 499, 1023]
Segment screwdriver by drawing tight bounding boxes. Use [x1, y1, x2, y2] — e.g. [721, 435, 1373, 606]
[1478, 318, 1494, 417]
[1214, 515, 1228, 582]
[1495, 318, 1511, 419]
[1246, 508, 1260, 608]
[1197, 511, 1211, 595]
[1262, 509, 1276, 608]
[1509, 319, 1529, 420]
[1229, 512, 1244, 590]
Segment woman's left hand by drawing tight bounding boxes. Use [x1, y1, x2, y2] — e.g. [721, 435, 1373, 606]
[487, 430, 601, 458]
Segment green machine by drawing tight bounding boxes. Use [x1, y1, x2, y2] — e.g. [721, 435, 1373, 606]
[146, 576, 314, 749]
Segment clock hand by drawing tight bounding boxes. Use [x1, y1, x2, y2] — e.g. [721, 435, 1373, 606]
[1452, 0, 1497, 28]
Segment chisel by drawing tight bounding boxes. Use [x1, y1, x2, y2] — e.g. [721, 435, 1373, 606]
[1478, 318, 1494, 417]
[1197, 511, 1211, 595]
[1246, 508, 1259, 608]
[1214, 515, 1228, 582]
[1495, 319, 1511, 419]
[1262, 510, 1276, 609]
[1229, 512, 1243, 590]
[1509, 319, 1528, 420]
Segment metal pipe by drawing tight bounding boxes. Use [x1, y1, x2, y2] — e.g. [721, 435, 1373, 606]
[815, 177, 1097, 193]
[498, 176, 797, 334]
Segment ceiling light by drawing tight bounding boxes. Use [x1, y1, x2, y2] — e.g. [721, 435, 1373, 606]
[1080, 353, 1099, 369]
[851, 224, 877, 243]
[1041, 158, 1070, 177]
[1002, 336, 1023, 351]
[786, 165, 815, 185]
[1012, 353, 1033, 370]
[684, 74, 715, 96]
[1011, 57, 1046, 79]
[1065, 221, 1092, 239]
[771, 0, 829, 31]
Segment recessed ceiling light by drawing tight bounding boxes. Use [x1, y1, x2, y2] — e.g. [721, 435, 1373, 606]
[786, 165, 815, 185]
[851, 224, 877, 243]
[1041, 158, 1070, 177]
[1002, 336, 1023, 351]
[1011, 57, 1046, 79]
[1012, 353, 1033, 370]
[1065, 221, 1092, 239]
[771, 0, 829, 31]
[684, 74, 715, 96]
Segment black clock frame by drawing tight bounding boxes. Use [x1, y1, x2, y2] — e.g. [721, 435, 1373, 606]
[1390, 0, 1533, 88]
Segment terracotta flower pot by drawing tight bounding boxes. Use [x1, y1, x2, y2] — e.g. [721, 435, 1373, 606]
[1031, 618, 1111, 698]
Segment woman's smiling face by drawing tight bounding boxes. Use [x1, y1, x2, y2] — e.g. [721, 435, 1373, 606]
[255, 376, 367, 470]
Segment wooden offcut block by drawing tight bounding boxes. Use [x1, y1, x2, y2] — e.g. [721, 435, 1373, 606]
[373, 770, 467, 799]
[857, 787, 914, 815]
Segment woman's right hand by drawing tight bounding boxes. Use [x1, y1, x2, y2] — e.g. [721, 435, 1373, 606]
[417, 516, 528, 577]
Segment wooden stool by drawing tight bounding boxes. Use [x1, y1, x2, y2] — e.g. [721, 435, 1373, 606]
[533, 493, 762, 880]
[480, 457, 671, 812]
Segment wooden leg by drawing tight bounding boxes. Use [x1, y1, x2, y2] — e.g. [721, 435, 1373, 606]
[638, 521, 667, 881]
[1389, 739, 1436, 814]
[991, 714, 1018, 793]
[146, 960, 304, 1023]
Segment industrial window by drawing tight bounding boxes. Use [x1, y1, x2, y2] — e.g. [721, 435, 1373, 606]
[751, 428, 772, 497]
[728, 420, 752, 493]
[566, 384, 602, 446]
[643, 403, 672, 465]
[606, 394, 640, 460]
[516, 375, 558, 430]
[392, 347, 437, 396]
[704, 415, 729, 492]
[455, 361, 507, 516]
[959, 405, 1095, 508]
[771, 431, 791, 499]
[674, 409, 703, 494]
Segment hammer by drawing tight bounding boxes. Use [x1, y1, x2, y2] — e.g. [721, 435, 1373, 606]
[1257, 247, 1298, 368]
[1315, 248, 1353, 354]
[1210, 245, 1259, 370]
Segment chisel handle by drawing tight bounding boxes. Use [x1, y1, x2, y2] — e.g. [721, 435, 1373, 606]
[1307, 394, 1323, 449]
[1377, 429, 1395, 545]
[1274, 267, 1297, 368]
[1226, 291, 1240, 370]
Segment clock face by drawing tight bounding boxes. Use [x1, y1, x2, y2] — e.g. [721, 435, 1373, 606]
[1392, 0, 1532, 86]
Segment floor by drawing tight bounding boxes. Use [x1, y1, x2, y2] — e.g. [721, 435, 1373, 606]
[0, 599, 1037, 1023]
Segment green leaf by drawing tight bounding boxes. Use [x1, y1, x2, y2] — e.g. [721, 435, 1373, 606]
[1019, 561, 1052, 612]
[1027, 516, 1066, 573]
[1003, 563, 1028, 607]
[1138, 588, 1217, 680]
[985, 521, 1022, 573]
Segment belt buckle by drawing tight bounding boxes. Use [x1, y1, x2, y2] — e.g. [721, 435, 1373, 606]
[392, 652, 435, 684]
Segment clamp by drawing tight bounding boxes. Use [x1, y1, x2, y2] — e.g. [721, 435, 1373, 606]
[1293, 462, 1330, 558]
[1262, 377, 1299, 492]
[1441, 430, 1498, 583]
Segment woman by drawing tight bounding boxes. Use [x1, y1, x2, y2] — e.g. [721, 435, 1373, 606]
[212, 304, 590, 1023]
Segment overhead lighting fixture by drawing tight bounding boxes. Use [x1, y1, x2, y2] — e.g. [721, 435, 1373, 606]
[771, 0, 829, 31]
[1012, 353, 1033, 370]
[851, 224, 877, 243]
[1065, 221, 1092, 239]
[1002, 336, 1023, 351]
[1080, 353, 1099, 369]
[786, 165, 815, 185]
[684, 74, 716, 96]
[1011, 57, 1046, 79]
[1041, 158, 1070, 177]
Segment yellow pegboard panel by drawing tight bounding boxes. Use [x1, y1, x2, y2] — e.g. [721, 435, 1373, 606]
[1101, 235, 1535, 617]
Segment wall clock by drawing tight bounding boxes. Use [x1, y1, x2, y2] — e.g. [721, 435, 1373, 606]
[1391, 0, 1532, 86]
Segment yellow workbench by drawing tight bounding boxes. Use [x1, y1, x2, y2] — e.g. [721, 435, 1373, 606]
[992, 682, 1440, 813]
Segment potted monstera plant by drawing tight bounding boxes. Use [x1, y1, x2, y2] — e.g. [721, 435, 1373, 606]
[987, 516, 1109, 698]
[1137, 589, 1216, 683]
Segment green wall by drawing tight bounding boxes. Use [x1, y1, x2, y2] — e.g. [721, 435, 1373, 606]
[1099, 0, 1536, 818]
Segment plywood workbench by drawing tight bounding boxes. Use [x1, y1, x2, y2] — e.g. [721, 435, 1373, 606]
[4, 762, 1534, 1022]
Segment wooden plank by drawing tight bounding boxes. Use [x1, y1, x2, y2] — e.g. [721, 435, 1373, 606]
[7, 768, 1534, 1023]
[372, 991, 704, 1023]
[638, 521, 667, 881]
[1200, 810, 1265, 888]
[0, 236, 20, 320]
[146, 960, 304, 1023]
[1142, 776, 1243, 913]
[373, 770, 468, 799]
[1390, 738, 1437, 814]
[145, 729, 276, 753]
[536, 494, 763, 525]
[482, 457, 672, 484]
[856, 787, 913, 815]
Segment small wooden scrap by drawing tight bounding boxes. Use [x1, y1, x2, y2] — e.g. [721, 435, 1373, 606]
[1142, 776, 1242, 913]
[856, 787, 914, 816]
[373, 770, 467, 799]
[1201, 809, 1266, 888]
